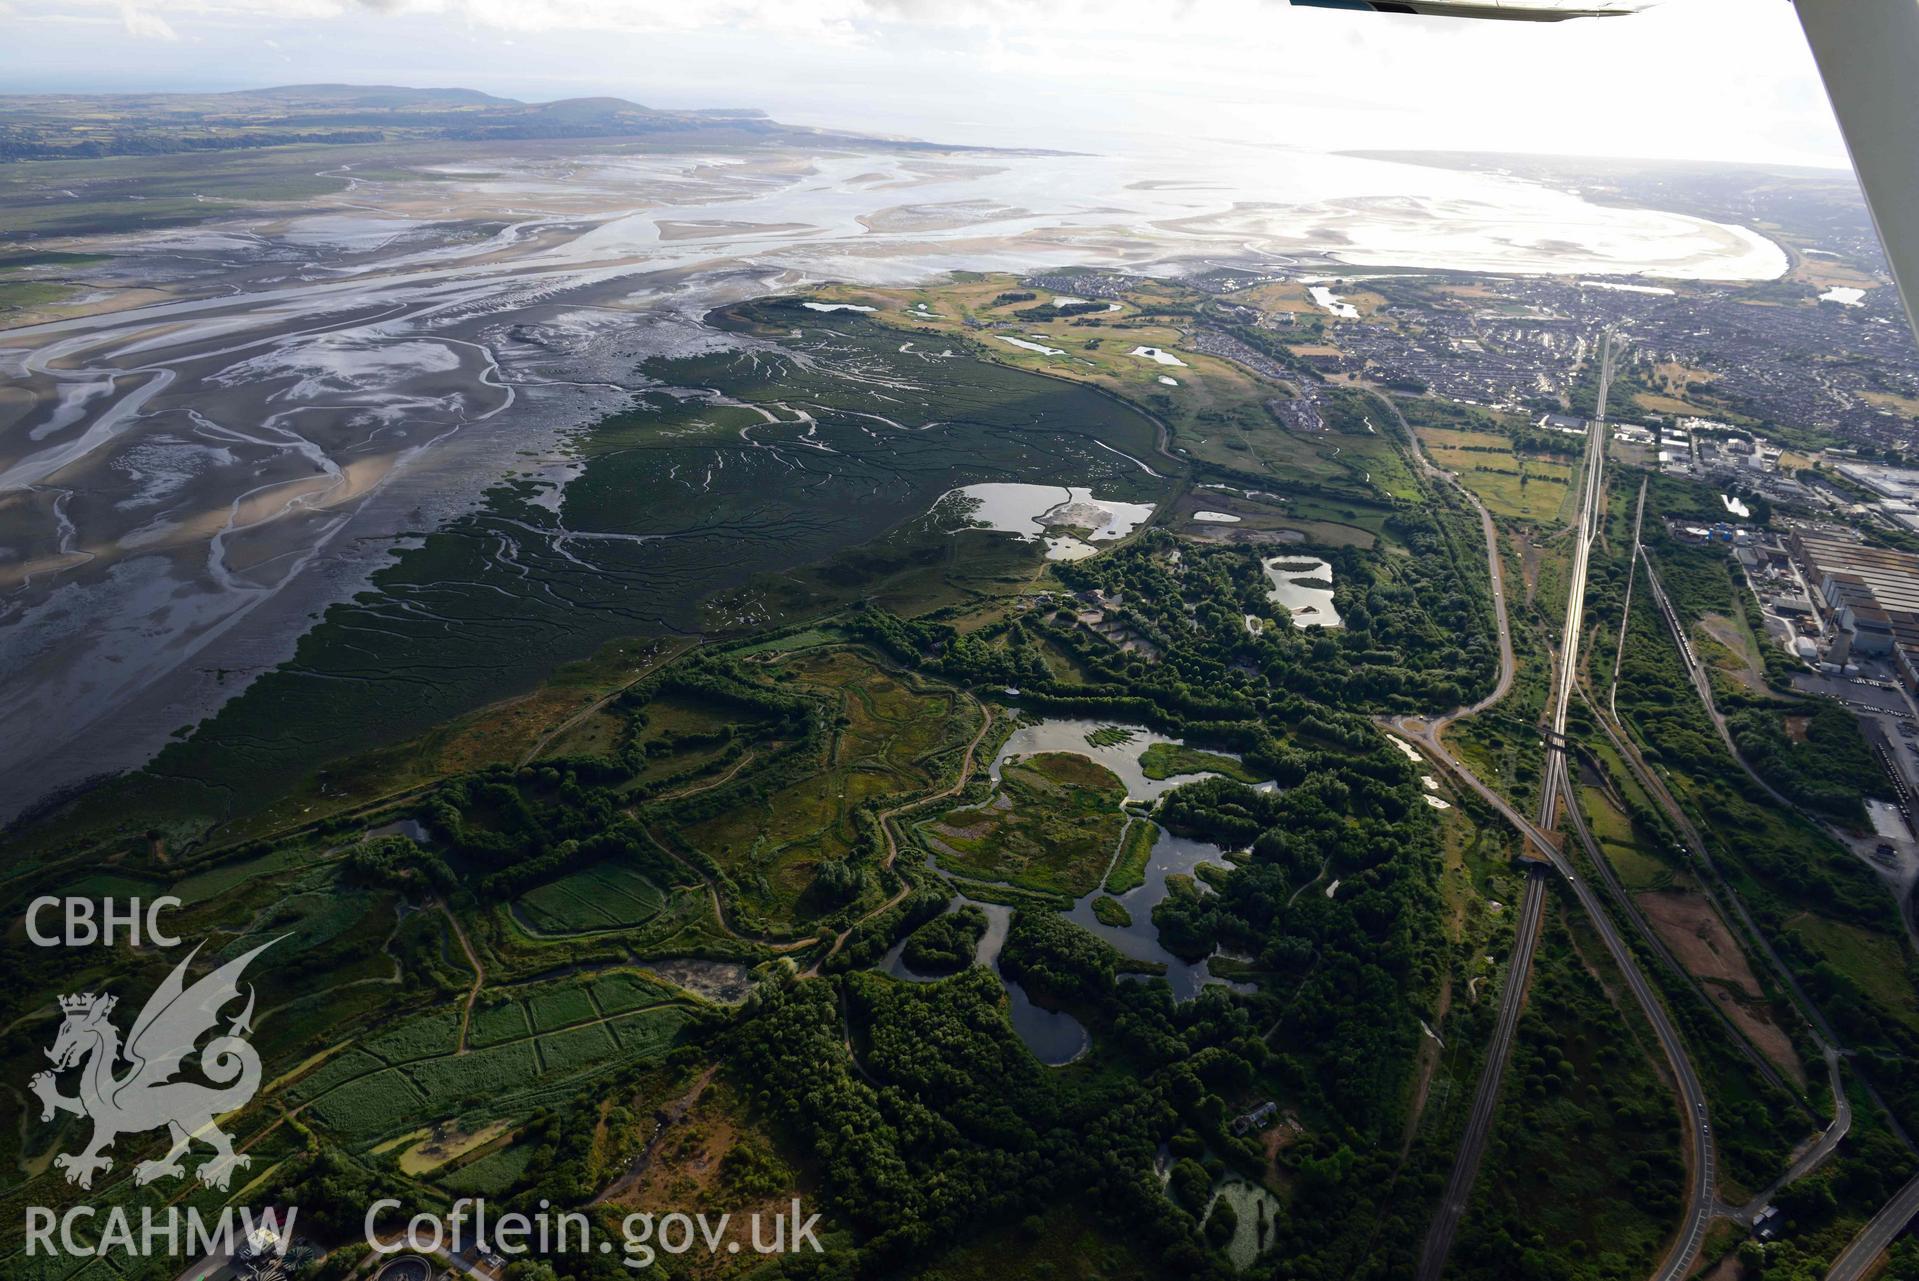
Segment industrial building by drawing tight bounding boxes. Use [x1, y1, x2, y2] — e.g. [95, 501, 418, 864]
[1834, 463, 1919, 532]
[1789, 530, 1919, 686]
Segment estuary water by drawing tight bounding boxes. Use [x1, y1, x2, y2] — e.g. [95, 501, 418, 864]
[0, 136, 1786, 818]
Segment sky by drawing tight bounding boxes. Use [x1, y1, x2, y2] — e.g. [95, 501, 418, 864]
[0, 0, 1852, 169]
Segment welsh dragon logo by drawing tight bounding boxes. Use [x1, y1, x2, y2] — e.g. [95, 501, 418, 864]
[32, 939, 278, 1191]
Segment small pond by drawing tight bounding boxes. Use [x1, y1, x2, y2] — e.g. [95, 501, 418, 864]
[1066, 826, 1256, 1002]
[883, 902, 1090, 1066]
[1263, 556, 1341, 628]
[990, 716, 1227, 802]
[1207, 1177, 1285, 1271]
[1308, 285, 1359, 319]
[890, 717, 1275, 1055]
[936, 483, 1155, 561]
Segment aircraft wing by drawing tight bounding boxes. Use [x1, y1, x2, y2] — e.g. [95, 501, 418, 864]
[1794, 0, 1919, 342]
[1290, 0, 1919, 343]
[1289, 1, 1643, 19]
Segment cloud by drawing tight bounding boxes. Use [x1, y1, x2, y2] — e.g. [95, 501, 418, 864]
[1, 0, 1846, 166]
[118, 2, 177, 38]
[338, 0, 868, 33]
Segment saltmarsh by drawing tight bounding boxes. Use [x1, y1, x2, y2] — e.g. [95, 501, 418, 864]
[921, 751, 1128, 898]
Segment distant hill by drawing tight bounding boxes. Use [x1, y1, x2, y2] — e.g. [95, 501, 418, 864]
[0, 83, 892, 162]
[231, 84, 518, 107]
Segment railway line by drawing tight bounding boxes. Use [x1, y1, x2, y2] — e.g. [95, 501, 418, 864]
[1407, 330, 1717, 1280]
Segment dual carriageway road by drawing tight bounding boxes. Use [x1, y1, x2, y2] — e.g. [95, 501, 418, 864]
[1406, 331, 1717, 1281]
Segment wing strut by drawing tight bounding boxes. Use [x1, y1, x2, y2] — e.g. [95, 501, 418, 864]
[1794, 0, 1919, 339]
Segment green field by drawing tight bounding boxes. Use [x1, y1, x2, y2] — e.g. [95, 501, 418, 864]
[1788, 914, 1919, 1029]
[516, 861, 667, 934]
[408, 1041, 543, 1108]
[538, 1021, 619, 1073]
[469, 998, 533, 1048]
[592, 971, 674, 1014]
[442, 1143, 536, 1196]
[726, 625, 850, 657]
[275, 986, 693, 1154]
[608, 1005, 692, 1055]
[365, 1009, 462, 1064]
[284, 1048, 387, 1104]
[171, 845, 318, 903]
[307, 1070, 427, 1140]
[528, 984, 598, 1032]
[1577, 786, 1672, 891]
[1423, 438, 1574, 523]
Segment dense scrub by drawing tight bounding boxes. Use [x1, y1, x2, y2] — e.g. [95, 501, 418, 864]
[825, 518, 1478, 1273]
[901, 905, 990, 974]
[1723, 697, 1886, 824]
[1613, 507, 1919, 1145]
[1452, 910, 1684, 1281]
[859, 522, 1496, 721]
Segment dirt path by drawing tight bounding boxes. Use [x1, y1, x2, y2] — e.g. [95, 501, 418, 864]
[638, 826, 821, 955]
[654, 749, 757, 802]
[1398, 972, 1452, 1157]
[617, 750, 822, 953]
[1284, 858, 1330, 908]
[591, 1064, 718, 1205]
[804, 697, 994, 977]
[441, 901, 486, 1055]
[838, 986, 884, 1087]
[518, 638, 697, 767]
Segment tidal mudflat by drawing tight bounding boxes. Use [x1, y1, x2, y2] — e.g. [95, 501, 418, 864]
[0, 135, 1785, 817]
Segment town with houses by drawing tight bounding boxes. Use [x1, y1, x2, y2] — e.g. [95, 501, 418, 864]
[1175, 235, 1919, 896]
